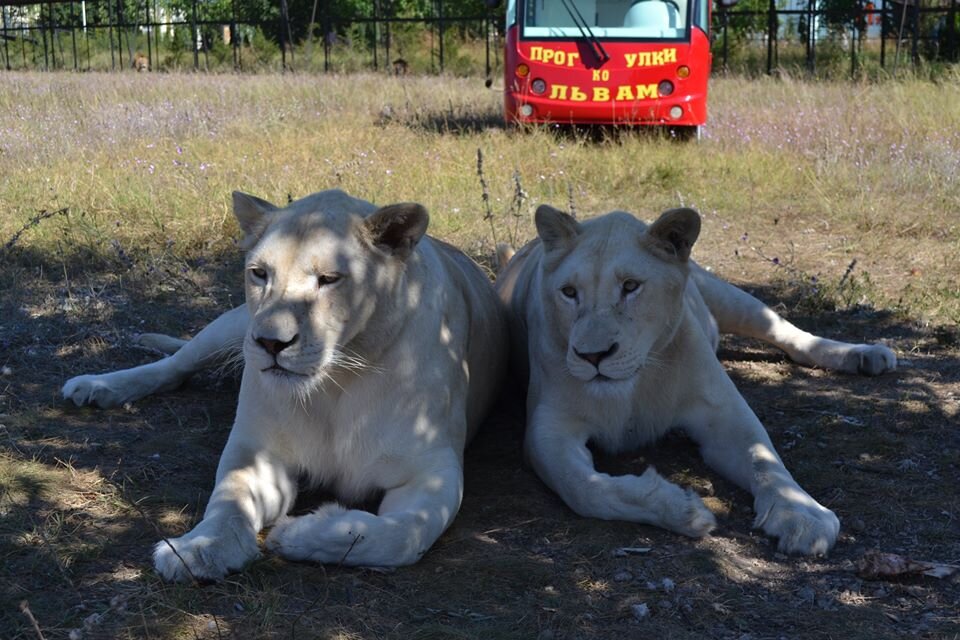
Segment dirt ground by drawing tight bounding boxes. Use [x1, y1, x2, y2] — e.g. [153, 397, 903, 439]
[1, 239, 958, 640]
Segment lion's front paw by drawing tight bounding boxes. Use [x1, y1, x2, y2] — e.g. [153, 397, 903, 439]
[266, 504, 360, 564]
[850, 344, 897, 376]
[754, 494, 839, 556]
[666, 489, 717, 538]
[62, 374, 127, 408]
[153, 521, 260, 583]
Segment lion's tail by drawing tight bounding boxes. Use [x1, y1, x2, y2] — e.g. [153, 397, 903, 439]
[495, 243, 515, 275]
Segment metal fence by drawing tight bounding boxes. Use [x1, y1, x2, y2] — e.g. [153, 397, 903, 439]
[1, 0, 957, 76]
[714, 0, 959, 76]
[0, 0, 495, 73]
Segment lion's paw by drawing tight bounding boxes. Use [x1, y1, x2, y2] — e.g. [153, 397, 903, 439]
[754, 495, 839, 556]
[266, 504, 362, 564]
[62, 374, 129, 408]
[668, 489, 717, 538]
[153, 521, 260, 583]
[852, 344, 897, 376]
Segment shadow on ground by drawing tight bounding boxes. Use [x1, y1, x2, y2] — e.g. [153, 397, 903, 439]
[1, 244, 957, 639]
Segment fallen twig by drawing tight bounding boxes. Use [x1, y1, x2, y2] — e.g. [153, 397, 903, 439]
[19, 600, 46, 640]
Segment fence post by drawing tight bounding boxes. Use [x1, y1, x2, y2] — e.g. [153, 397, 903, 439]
[850, 22, 856, 78]
[911, 0, 919, 66]
[2, 6, 10, 71]
[70, 2, 78, 70]
[118, 0, 126, 69]
[154, 0, 160, 68]
[948, 0, 958, 61]
[191, 0, 198, 69]
[322, 1, 330, 72]
[372, 0, 378, 71]
[438, 0, 444, 72]
[232, 0, 240, 70]
[145, 0, 153, 70]
[720, 5, 729, 71]
[880, 0, 886, 67]
[766, 0, 777, 74]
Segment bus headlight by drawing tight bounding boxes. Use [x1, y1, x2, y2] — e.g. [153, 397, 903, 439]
[531, 78, 547, 95]
[669, 105, 684, 120]
[658, 80, 675, 97]
[519, 104, 535, 117]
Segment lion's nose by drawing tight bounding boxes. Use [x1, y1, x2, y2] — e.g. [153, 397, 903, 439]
[256, 335, 298, 356]
[574, 342, 619, 367]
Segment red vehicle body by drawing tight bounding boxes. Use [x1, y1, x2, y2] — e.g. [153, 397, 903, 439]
[504, 0, 712, 131]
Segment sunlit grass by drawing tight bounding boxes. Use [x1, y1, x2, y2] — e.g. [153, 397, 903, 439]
[1, 70, 958, 323]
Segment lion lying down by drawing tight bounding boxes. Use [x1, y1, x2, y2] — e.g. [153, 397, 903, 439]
[496, 205, 896, 556]
[63, 189, 509, 582]
[63, 193, 895, 580]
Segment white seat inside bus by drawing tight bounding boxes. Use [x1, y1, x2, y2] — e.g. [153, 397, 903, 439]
[623, 0, 679, 29]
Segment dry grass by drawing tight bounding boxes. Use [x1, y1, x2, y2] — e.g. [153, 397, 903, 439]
[0, 71, 958, 639]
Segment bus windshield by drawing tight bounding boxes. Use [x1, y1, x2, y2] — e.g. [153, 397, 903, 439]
[512, 0, 707, 41]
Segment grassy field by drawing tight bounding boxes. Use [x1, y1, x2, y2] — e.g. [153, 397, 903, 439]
[1, 71, 958, 639]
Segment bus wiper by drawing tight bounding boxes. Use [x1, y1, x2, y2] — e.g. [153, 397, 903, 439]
[560, 0, 610, 64]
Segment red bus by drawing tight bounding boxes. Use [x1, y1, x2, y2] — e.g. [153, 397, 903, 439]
[504, 0, 712, 134]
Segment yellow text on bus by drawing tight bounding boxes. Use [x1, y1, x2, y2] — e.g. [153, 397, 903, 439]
[548, 84, 660, 101]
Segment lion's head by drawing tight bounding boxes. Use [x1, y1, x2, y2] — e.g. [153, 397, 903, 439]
[233, 189, 429, 400]
[535, 205, 701, 395]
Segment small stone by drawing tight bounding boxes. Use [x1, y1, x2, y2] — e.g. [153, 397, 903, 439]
[613, 570, 633, 582]
[631, 603, 650, 620]
[1, 366, 12, 376]
[797, 586, 816, 604]
[661, 578, 675, 592]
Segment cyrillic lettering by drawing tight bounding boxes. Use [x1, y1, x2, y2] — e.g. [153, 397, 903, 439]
[592, 87, 610, 101]
[636, 84, 658, 99]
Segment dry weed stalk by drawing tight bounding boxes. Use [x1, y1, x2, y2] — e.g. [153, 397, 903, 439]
[2, 207, 69, 255]
[476, 148, 499, 248]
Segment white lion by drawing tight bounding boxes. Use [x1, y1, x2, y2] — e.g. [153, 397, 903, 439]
[63, 189, 508, 581]
[496, 205, 896, 555]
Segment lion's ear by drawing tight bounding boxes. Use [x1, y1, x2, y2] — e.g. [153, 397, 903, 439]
[535, 205, 581, 252]
[645, 207, 701, 262]
[363, 203, 429, 260]
[233, 191, 279, 248]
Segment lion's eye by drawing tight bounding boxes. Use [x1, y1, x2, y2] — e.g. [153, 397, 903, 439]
[249, 267, 267, 282]
[622, 279, 641, 294]
[317, 273, 342, 287]
[561, 285, 577, 299]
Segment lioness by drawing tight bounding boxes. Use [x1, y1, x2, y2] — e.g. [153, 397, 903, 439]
[496, 205, 896, 556]
[62, 189, 508, 581]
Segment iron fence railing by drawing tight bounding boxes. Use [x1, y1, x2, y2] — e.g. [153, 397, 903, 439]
[0, 0, 957, 76]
